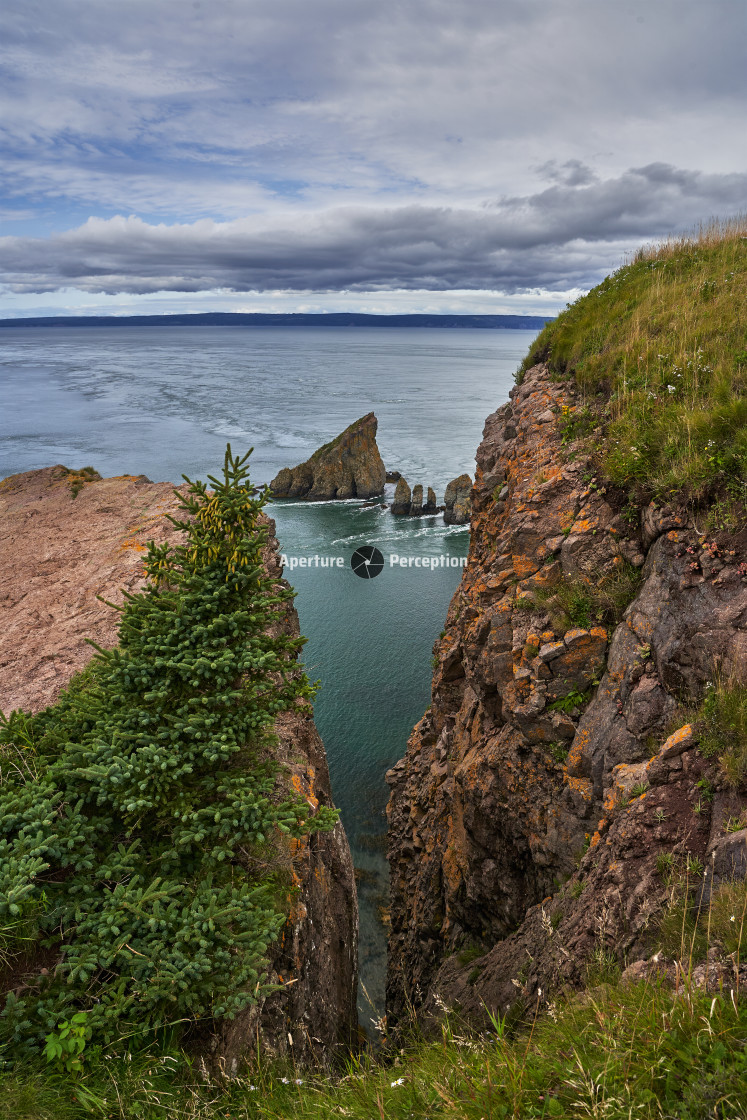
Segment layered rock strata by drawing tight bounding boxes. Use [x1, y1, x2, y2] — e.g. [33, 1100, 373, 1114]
[0, 466, 358, 1066]
[387, 363, 747, 1025]
[270, 412, 386, 500]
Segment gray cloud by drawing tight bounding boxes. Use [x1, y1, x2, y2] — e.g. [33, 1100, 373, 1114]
[1, 1, 746, 308]
[2, 164, 746, 296]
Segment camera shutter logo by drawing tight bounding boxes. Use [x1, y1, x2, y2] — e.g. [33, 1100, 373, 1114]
[350, 545, 384, 579]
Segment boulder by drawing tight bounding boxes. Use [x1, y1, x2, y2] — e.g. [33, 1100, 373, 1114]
[270, 412, 386, 501]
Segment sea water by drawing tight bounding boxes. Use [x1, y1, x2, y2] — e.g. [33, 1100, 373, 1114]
[0, 324, 539, 1016]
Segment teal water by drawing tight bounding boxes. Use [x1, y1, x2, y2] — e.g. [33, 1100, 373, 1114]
[0, 325, 538, 1016]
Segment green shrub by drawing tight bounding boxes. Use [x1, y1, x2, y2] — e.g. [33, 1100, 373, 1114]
[0, 446, 337, 1055]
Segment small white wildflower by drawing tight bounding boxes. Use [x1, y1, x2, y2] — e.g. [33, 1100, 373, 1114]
[391, 1077, 405, 1088]
[249, 1085, 257, 1092]
[730, 915, 736, 922]
[667, 384, 676, 394]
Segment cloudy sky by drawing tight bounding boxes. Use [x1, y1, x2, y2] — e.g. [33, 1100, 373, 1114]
[1, 0, 746, 318]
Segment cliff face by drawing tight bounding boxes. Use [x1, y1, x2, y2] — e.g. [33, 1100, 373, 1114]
[270, 412, 386, 500]
[0, 466, 358, 1066]
[387, 363, 747, 1024]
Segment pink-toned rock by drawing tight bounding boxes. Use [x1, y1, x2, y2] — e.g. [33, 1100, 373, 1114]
[0, 465, 358, 1068]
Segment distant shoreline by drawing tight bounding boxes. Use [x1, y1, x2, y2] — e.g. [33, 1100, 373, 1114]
[0, 311, 553, 330]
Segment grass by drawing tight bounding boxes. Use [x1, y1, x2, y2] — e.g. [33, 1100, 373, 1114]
[2, 980, 747, 1119]
[55, 465, 100, 499]
[526, 561, 643, 631]
[698, 675, 747, 789]
[656, 872, 747, 968]
[518, 216, 747, 504]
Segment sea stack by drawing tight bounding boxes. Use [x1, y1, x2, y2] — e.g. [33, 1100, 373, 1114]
[270, 413, 386, 500]
[424, 486, 437, 514]
[443, 474, 472, 525]
[391, 476, 412, 515]
[410, 484, 424, 517]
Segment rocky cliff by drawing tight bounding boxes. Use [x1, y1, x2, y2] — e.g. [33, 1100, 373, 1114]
[387, 362, 747, 1026]
[0, 466, 358, 1067]
[270, 412, 386, 500]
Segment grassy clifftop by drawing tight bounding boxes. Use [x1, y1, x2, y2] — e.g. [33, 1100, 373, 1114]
[520, 218, 747, 507]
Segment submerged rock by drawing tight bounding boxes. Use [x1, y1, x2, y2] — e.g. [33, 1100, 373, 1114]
[443, 473, 472, 524]
[270, 412, 386, 501]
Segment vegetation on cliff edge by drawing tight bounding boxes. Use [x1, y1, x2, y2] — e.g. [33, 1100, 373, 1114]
[0, 446, 336, 1055]
[520, 216, 747, 506]
[1, 978, 746, 1118]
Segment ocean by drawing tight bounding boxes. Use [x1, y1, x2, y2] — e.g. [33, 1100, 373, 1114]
[0, 324, 539, 1017]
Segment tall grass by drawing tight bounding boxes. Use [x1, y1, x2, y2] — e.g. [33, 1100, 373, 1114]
[521, 217, 747, 503]
[699, 675, 747, 789]
[2, 977, 747, 1119]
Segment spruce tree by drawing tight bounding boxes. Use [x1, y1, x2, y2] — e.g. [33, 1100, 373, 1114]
[0, 446, 336, 1053]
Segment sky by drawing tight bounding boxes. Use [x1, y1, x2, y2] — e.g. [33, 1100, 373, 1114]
[1, 0, 746, 318]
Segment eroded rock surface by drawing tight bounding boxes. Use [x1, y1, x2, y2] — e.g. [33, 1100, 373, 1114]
[0, 466, 358, 1066]
[444, 474, 472, 525]
[270, 412, 386, 500]
[386, 363, 747, 1026]
[392, 476, 412, 516]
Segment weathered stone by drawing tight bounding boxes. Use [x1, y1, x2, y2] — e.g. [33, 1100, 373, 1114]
[410, 484, 424, 516]
[386, 359, 747, 1031]
[544, 627, 607, 699]
[444, 474, 472, 525]
[425, 486, 438, 514]
[391, 476, 412, 516]
[659, 723, 698, 759]
[270, 412, 386, 501]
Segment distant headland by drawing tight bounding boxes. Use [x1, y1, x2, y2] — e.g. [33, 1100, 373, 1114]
[0, 311, 553, 330]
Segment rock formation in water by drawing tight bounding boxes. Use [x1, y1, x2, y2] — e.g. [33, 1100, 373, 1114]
[0, 466, 358, 1067]
[270, 412, 386, 500]
[443, 473, 472, 524]
[386, 361, 747, 1028]
[410, 484, 424, 517]
[425, 487, 438, 514]
[391, 476, 412, 516]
